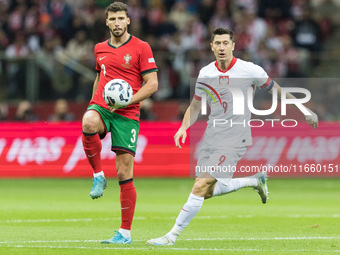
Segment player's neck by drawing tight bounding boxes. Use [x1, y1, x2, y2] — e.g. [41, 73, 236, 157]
[217, 56, 233, 71]
[110, 33, 130, 47]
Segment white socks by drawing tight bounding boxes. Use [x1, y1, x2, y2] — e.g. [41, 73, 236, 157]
[212, 178, 258, 197]
[166, 178, 258, 241]
[119, 228, 131, 238]
[93, 171, 104, 178]
[166, 193, 204, 242]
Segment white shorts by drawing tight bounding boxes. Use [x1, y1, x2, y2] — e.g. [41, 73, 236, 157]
[196, 146, 247, 185]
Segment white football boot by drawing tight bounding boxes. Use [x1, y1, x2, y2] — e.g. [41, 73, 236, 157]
[252, 171, 269, 204]
[146, 235, 175, 246]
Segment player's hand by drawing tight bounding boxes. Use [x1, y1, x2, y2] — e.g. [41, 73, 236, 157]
[174, 128, 187, 149]
[305, 109, 318, 129]
[109, 106, 117, 113]
[109, 106, 119, 112]
[109, 105, 125, 112]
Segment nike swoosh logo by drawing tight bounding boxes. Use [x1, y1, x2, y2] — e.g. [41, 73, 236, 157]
[128, 144, 135, 148]
[121, 207, 130, 210]
[88, 153, 97, 158]
[99, 56, 107, 60]
[220, 92, 227, 96]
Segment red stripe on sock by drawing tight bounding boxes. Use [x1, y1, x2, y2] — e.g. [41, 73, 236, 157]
[82, 133, 102, 173]
[120, 181, 136, 230]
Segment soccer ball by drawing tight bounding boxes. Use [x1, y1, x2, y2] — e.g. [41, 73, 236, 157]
[103, 79, 133, 108]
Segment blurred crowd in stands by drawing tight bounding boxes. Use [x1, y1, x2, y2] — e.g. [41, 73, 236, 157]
[1, 0, 340, 121]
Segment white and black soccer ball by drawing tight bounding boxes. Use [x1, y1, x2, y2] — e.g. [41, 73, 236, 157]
[103, 79, 133, 108]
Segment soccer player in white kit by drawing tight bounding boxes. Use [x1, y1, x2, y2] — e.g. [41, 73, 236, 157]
[147, 27, 318, 246]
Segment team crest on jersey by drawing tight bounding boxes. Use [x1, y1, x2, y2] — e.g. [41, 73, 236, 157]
[122, 53, 132, 68]
[219, 76, 229, 85]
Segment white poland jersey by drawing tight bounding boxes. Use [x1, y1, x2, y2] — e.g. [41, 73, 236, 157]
[194, 57, 274, 148]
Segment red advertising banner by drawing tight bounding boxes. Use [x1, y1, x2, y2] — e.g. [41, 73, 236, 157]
[0, 122, 339, 178]
[0, 122, 190, 178]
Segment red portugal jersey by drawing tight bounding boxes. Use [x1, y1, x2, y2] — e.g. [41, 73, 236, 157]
[90, 35, 158, 121]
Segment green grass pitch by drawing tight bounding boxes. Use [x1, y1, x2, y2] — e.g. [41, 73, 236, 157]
[0, 178, 339, 255]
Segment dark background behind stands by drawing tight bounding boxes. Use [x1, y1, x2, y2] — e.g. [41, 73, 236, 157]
[1, 0, 340, 121]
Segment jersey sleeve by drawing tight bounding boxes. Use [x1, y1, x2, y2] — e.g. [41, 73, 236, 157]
[194, 71, 205, 101]
[94, 44, 100, 72]
[140, 42, 158, 76]
[251, 64, 274, 91]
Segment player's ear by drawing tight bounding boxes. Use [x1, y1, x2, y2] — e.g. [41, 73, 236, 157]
[210, 43, 213, 51]
[106, 18, 108, 26]
[232, 42, 235, 51]
[127, 17, 130, 25]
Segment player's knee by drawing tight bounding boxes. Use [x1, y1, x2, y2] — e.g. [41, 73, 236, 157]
[117, 168, 132, 181]
[192, 179, 210, 196]
[82, 113, 100, 133]
[116, 163, 132, 180]
[117, 171, 126, 181]
[204, 191, 214, 199]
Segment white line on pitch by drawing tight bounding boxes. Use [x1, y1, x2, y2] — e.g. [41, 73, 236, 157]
[0, 217, 146, 223]
[3, 245, 340, 253]
[1, 236, 340, 245]
[1, 214, 339, 224]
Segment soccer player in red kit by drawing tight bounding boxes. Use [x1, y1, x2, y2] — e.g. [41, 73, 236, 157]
[81, 2, 158, 244]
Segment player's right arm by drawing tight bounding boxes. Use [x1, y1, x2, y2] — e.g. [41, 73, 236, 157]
[269, 81, 318, 129]
[91, 72, 100, 100]
[174, 98, 201, 148]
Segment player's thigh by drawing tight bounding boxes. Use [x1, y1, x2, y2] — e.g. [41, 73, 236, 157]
[209, 147, 247, 184]
[115, 151, 134, 181]
[111, 114, 139, 156]
[82, 110, 105, 134]
[192, 172, 217, 197]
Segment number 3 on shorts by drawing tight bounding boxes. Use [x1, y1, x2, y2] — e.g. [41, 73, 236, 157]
[131, 129, 136, 144]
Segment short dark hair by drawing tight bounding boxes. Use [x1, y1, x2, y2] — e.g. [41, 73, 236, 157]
[211, 27, 235, 43]
[105, 2, 129, 18]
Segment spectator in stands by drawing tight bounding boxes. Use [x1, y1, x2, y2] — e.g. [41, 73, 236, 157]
[154, 13, 177, 38]
[244, 10, 267, 55]
[209, 7, 232, 33]
[25, 4, 40, 53]
[315, 0, 340, 28]
[62, 29, 94, 97]
[167, 30, 191, 98]
[291, 4, 322, 52]
[14, 100, 38, 122]
[5, 33, 30, 99]
[280, 34, 310, 77]
[63, 29, 94, 67]
[258, 0, 291, 21]
[198, 0, 215, 25]
[0, 102, 8, 121]
[169, 1, 192, 31]
[0, 29, 9, 51]
[35, 37, 58, 99]
[7, 2, 27, 39]
[258, 0, 292, 35]
[50, 61, 73, 99]
[262, 48, 287, 78]
[76, 0, 97, 30]
[47, 0, 73, 43]
[48, 98, 75, 122]
[70, 13, 88, 36]
[146, 0, 166, 36]
[0, 0, 336, 121]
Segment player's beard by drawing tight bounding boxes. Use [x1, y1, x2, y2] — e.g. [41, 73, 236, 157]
[110, 27, 127, 38]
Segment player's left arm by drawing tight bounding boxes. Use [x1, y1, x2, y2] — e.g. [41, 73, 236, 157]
[129, 71, 158, 105]
[268, 81, 318, 129]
